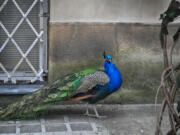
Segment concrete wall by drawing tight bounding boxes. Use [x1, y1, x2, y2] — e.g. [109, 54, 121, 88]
[48, 0, 180, 104]
[50, 0, 172, 23]
[49, 23, 180, 104]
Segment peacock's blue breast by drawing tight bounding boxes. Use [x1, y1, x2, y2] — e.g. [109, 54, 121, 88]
[105, 62, 122, 93]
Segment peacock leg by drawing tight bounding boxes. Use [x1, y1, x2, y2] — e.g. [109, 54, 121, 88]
[93, 106, 100, 117]
[84, 103, 90, 116]
[84, 104, 106, 118]
[93, 106, 106, 119]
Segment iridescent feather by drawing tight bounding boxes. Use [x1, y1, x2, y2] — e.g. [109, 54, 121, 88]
[0, 69, 109, 120]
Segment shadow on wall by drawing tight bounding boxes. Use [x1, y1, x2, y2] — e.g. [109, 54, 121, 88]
[49, 23, 180, 104]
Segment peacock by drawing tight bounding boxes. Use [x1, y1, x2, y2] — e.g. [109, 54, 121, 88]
[0, 52, 122, 120]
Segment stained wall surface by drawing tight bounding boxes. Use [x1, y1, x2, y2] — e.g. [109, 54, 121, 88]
[48, 0, 180, 103]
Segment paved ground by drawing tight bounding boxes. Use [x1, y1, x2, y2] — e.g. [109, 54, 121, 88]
[0, 116, 108, 135]
[0, 104, 172, 135]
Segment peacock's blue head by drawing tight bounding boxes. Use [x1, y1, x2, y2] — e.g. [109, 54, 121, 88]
[106, 55, 112, 63]
[103, 51, 112, 63]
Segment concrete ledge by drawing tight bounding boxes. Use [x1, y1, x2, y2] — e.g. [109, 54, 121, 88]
[49, 104, 165, 113]
[0, 85, 44, 94]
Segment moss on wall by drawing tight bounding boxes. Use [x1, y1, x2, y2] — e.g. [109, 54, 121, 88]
[48, 23, 180, 104]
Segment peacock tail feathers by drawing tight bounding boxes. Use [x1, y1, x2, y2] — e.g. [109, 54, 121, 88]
[0, 69, 108, 120]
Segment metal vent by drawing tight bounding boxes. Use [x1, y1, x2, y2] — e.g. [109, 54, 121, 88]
[0, 0, 48, 84]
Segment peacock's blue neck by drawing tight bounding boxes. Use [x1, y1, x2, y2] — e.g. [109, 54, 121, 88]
[104, 61, 122, 93]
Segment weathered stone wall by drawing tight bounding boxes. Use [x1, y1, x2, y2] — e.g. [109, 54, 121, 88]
[3, 0, 180, 106]
[49, 23, 180, 104]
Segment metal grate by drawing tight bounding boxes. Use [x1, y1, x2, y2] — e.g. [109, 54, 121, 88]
[0, 0, 48, 84]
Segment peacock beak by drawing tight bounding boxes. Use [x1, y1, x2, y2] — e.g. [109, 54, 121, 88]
[107, 59, 111, 63]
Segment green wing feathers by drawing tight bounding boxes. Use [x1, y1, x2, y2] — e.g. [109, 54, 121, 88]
[0, 69, 98, 120]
